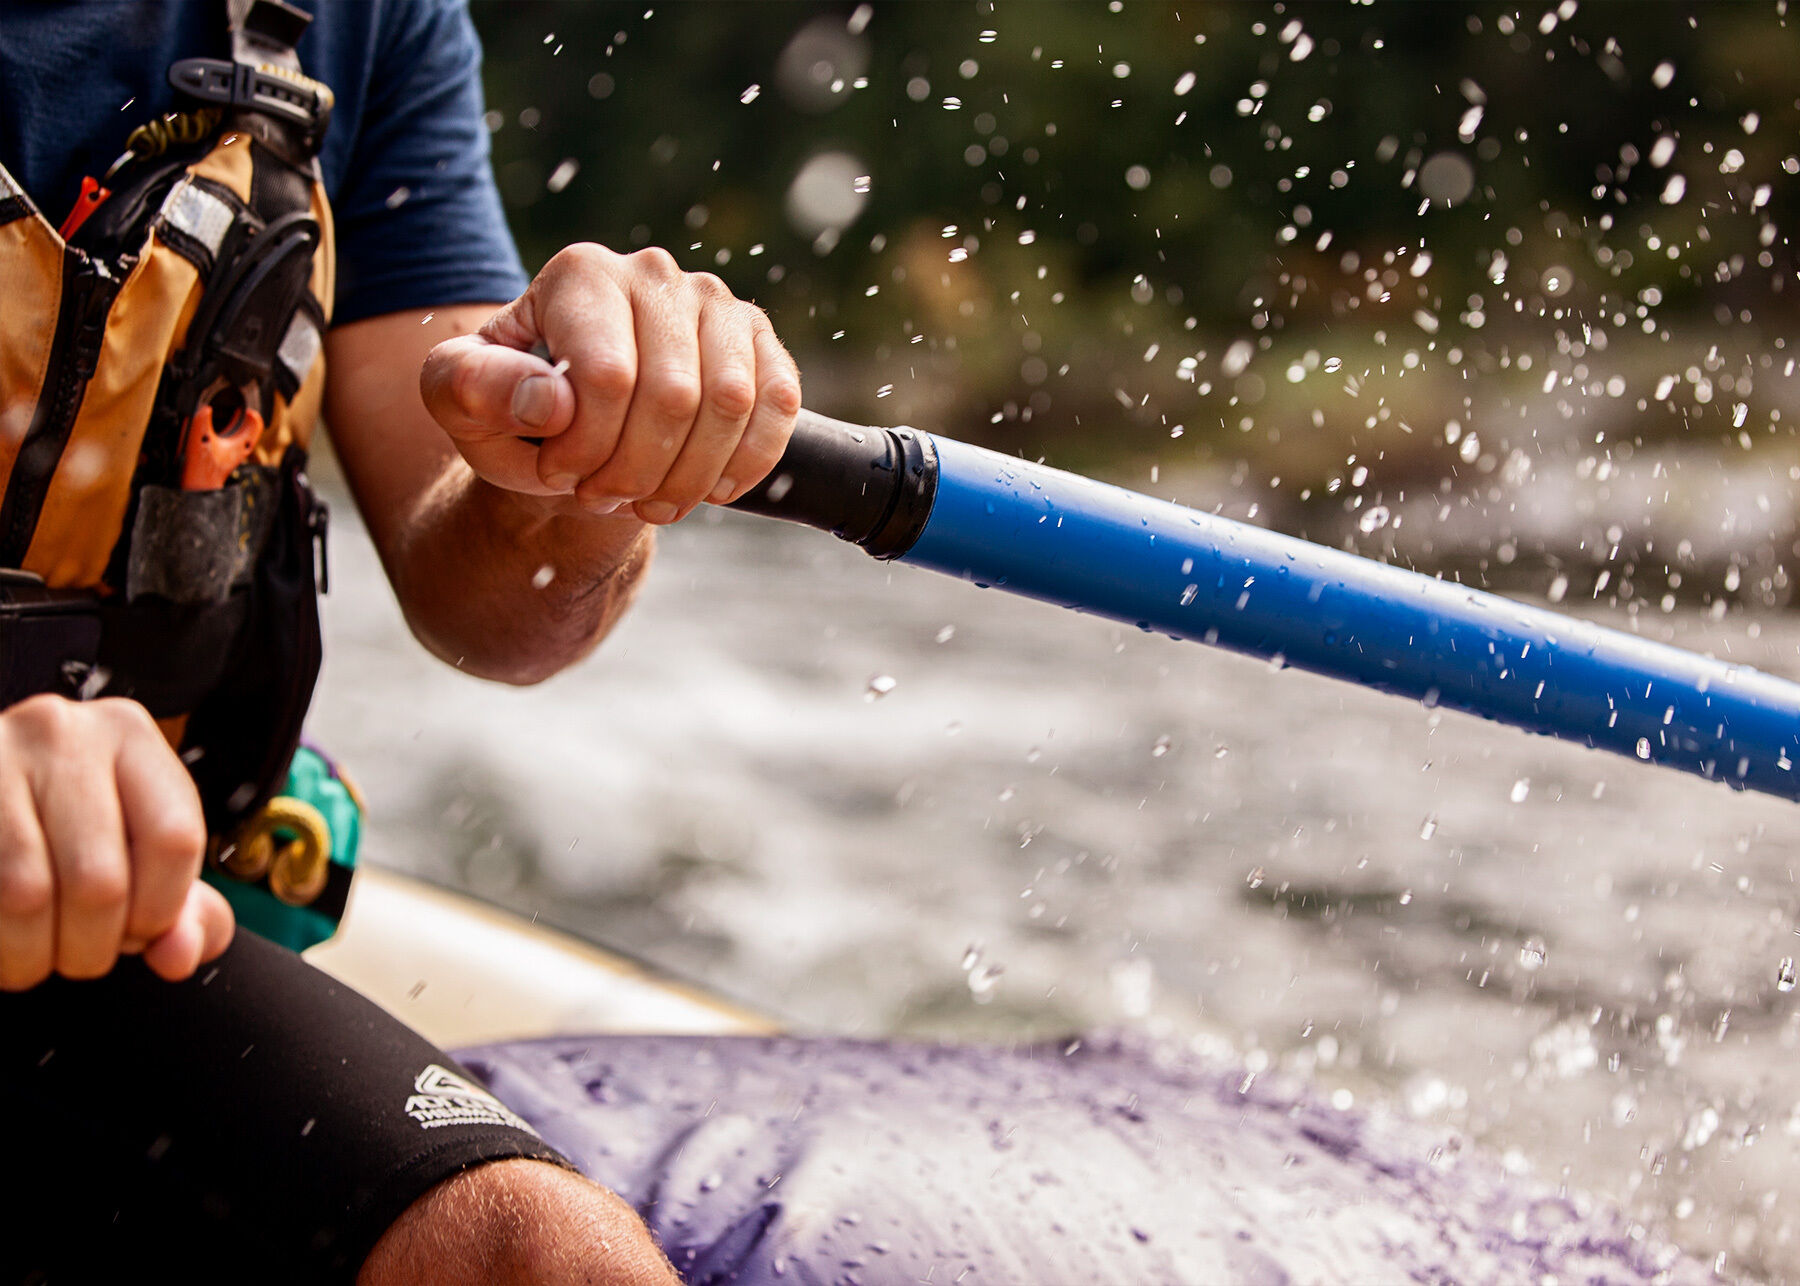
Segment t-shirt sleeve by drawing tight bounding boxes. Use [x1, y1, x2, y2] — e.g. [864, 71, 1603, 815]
[328, 0, 529, 326]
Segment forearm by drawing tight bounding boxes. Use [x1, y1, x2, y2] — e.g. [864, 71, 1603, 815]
[327, 305, 653, 686]
[325, 261, 796, 686]
[387, 462, 653, 684]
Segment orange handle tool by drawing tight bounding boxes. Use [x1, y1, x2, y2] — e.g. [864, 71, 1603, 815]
[57, 176, 112, 242]
[180, 403, 265, 491]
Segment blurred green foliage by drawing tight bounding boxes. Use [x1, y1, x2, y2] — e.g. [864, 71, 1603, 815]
[471, 0, 1797, 563]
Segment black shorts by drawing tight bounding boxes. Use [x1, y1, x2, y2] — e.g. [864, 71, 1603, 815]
[0, 928, 568, 1285]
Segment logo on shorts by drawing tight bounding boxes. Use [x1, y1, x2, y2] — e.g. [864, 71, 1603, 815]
[404, 1064, 539, 1135]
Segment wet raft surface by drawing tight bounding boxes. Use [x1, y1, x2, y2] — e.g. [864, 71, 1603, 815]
[460, 1034, 1704, 1285]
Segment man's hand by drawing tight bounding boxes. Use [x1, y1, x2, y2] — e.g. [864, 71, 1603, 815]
[0, 694, 233, 991]
[418, 243, 802, 525]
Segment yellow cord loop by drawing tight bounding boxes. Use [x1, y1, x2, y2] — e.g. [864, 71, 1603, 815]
[218, 795, 333, 907]
[122, 109, 222, 163]
[257, 63, 336, 114]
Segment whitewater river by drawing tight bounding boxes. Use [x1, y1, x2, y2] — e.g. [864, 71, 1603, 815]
[308, 478, 1800, 1281]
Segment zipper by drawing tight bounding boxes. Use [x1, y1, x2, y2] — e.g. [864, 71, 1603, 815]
[302, 471, 330, 595]
[0, 250, 123, 567]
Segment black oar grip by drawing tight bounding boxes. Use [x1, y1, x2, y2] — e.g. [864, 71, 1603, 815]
[727, 409, 937, 559]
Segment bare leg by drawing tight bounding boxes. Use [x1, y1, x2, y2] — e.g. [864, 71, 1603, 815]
[358, 1158, 680, 1286]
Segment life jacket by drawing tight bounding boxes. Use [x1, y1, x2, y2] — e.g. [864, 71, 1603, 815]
[0, 0, 349, 925]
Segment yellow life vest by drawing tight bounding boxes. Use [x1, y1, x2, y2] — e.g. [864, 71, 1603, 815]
[0, 0, 337, 848]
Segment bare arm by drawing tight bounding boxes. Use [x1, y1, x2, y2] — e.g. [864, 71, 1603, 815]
[324, 305, 654, 684]
[323, 244, 800, 685]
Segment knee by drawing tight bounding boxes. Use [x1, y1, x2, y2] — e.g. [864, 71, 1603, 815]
[359, 1157, 679, 1286]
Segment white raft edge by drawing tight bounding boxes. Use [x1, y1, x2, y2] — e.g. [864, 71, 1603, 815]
[306, 866, 769, 1048]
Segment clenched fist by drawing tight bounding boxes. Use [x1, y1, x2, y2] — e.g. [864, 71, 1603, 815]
[0, 695, 233, 990]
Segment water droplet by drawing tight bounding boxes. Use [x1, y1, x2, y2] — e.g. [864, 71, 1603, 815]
[1179, 583, 1198, 606]
[740, 83, 761, 104]
[1635, 737, 1652, 760]
[934, 624, 956, 644]
[546, 158, 579, 193]
[1417, 152, 1475, 206]
[530, 564, 555, 589]
[1778, 958, 1797, 993]
[1519, 937, 1547, 971]
[864, 674, 897, 701]
[1151, 735, 1172, 758]
[1245, 866, 1266, 889]
[1419, 815, 1438, 840]
[1174, 70, 1196, 97]
[1510, 777, 1531, 803]
[1651, 60, 1676, 88]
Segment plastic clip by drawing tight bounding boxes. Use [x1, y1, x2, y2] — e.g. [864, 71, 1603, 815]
[180, 400, 266, 491]
[57, 176, 112, 242]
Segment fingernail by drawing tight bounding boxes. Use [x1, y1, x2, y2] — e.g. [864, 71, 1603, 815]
[638, 500, 678, 524]
[582, 496, 624, 515]
[543, 471, 579, 492]
[708, 477, 736, 504]
[512, 374, 555, 428]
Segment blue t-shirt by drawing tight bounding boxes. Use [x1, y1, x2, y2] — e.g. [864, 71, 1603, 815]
[0, 0, 529, 325]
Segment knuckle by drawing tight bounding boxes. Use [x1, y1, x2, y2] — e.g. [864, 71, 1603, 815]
[760, 371, 803, 418]
[705, 374, 757, 423]
[0, 860, 52, 922]
[644, 373, 703, 424]
[134, 805, 206, 870]
[631, 246, 681, 279]
[62, 856, 129, 915]
[6, 692, 77, 739]
[94, 697, 157, 735]
[578, 357, 636, 407]
[448, 354, 490, 420]
[692, 272, 733, 300]
[549, 241, 609, 276]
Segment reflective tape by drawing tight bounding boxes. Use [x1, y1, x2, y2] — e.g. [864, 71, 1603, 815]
[277, 310, 321, 386]
[159, 180, 234, 257]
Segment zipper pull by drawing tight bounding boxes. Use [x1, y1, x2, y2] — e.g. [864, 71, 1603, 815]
[57, 176, 112, 242]
[303, 481, 330, 594]
[68, 256, 116, 381]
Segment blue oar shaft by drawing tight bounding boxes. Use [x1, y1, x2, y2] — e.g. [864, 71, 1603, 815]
[731, 411, 1800, 802]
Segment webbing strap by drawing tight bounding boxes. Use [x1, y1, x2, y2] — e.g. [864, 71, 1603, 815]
[0, 163, 34, 226]
[275, 309, 320, 388]
[160, 180, 236, 258]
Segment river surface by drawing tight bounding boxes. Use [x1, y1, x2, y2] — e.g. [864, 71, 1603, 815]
[308, 480, 1800, 1282]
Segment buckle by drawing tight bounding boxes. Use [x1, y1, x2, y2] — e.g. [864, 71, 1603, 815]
[167, 57, 334, 149]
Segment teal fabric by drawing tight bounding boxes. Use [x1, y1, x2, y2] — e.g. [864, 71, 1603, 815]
[203, 745, 361, 953]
